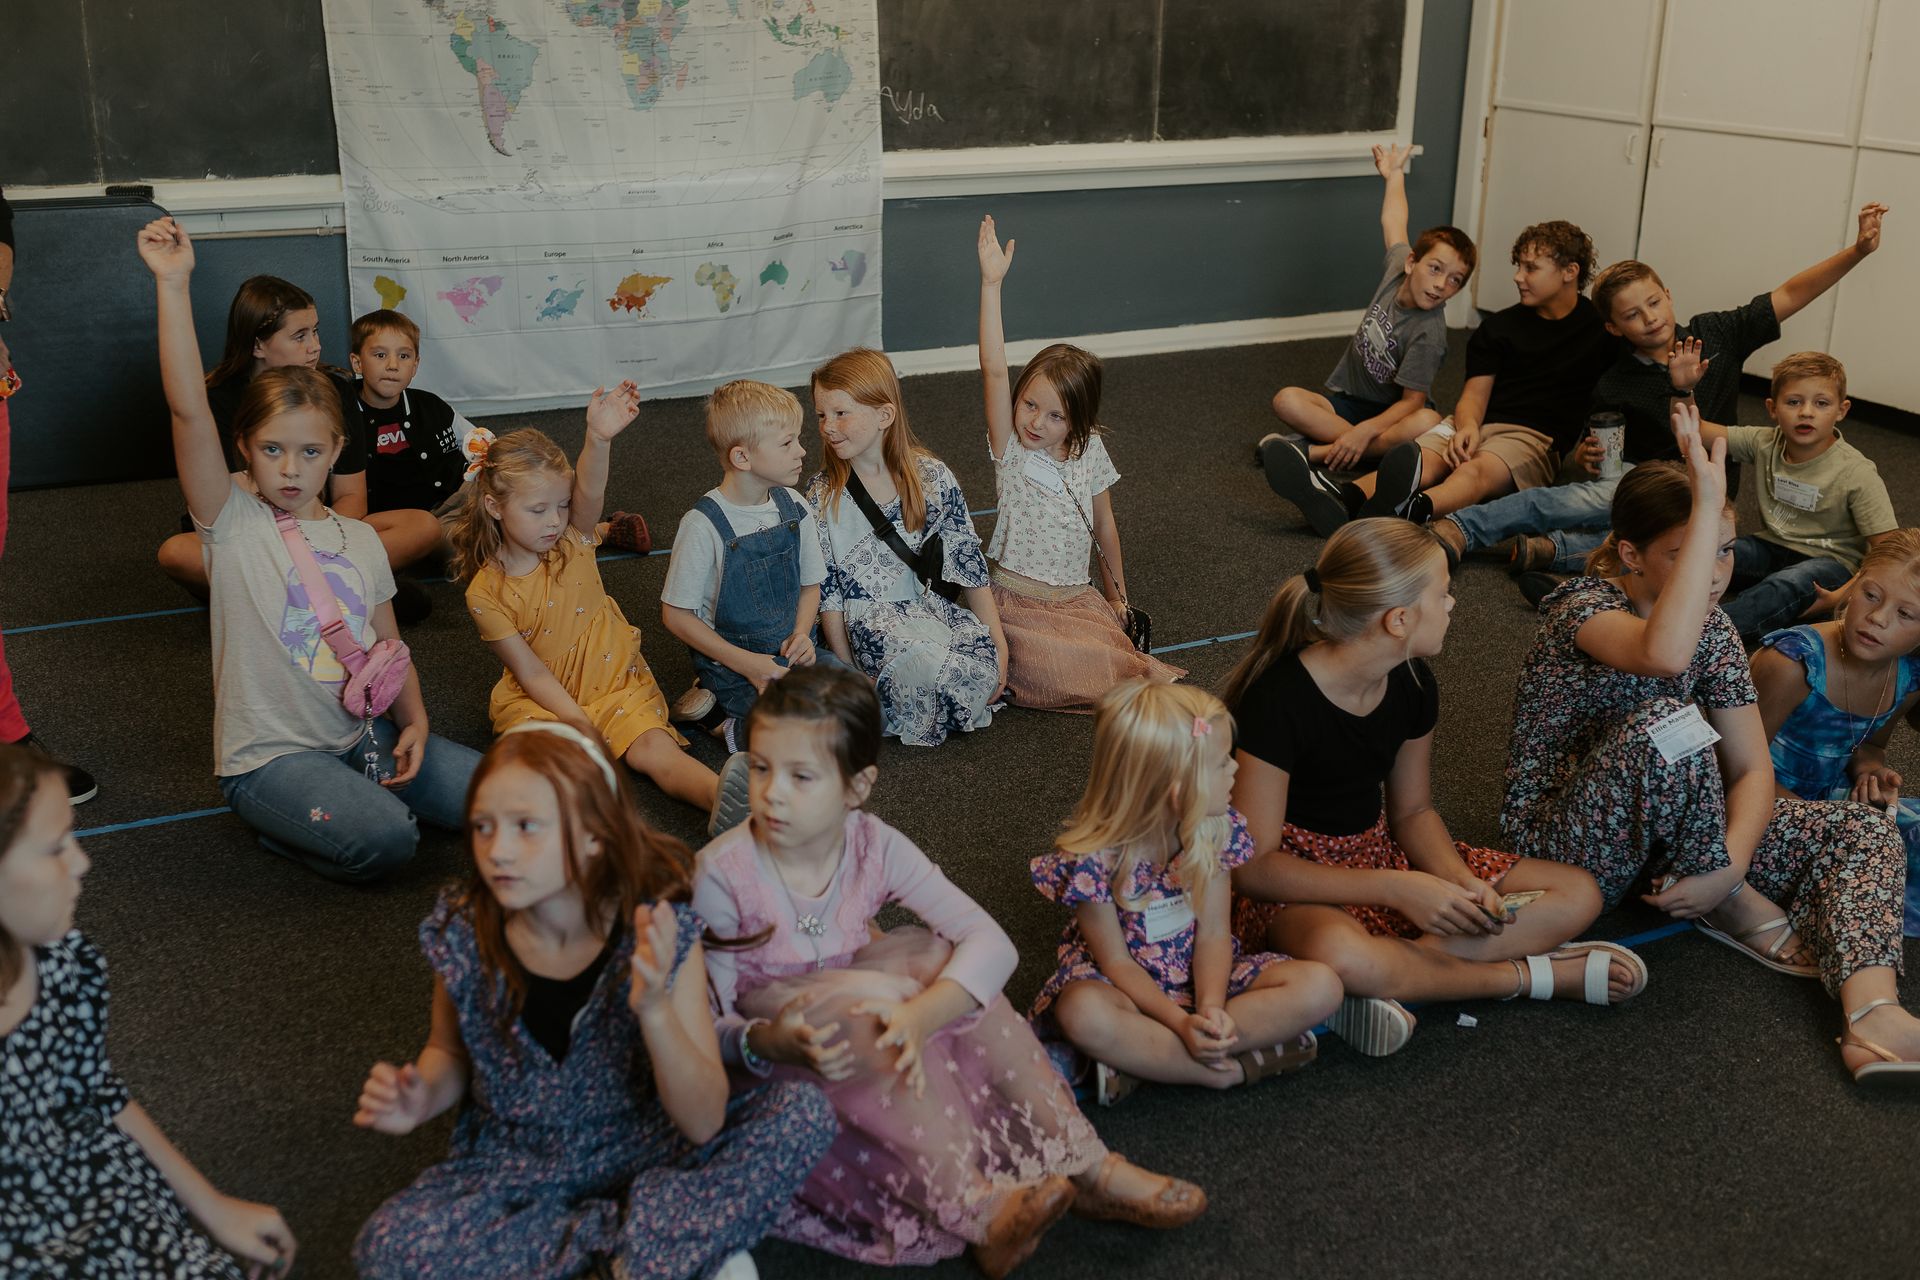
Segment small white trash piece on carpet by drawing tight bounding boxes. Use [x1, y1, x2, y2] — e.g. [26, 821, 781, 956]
[1457, 1013, 1478, 1028]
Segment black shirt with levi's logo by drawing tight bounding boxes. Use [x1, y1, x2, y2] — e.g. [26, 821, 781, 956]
[354, 385, 472, 513]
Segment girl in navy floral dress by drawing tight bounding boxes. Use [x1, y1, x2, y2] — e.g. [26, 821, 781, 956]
[0, 744, 297, 1278]
[1505, 407, 1920, 1087]
[1753, 529, 1920, 937]
[1030, 681, 1340, 1106]
[808, 347, 1007, 746]
[352, 724, 836, 1279]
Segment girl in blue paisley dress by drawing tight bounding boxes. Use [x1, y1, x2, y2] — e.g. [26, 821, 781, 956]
[1505, 408, 1920, 1087]
[0, 744, 297, 1278]
[351, 724, 836, 1280]
[1753, 528, 1920, 937]
[1030, 681, 1342, 1106]
[808, 347, 1007, 746]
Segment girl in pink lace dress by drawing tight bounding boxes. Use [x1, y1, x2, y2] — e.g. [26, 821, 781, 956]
[692, 665, 1206, 1276]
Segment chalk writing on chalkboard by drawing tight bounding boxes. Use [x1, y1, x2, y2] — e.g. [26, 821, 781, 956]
[881, 87, 946, 127]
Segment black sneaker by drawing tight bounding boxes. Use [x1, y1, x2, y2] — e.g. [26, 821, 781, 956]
[1251, 431, 1306, 468]
[1357, 442, 1425, 520]
[1516, 571, 1563, 611]
[12, 733, 98, 805]
[392, 578, 433, 626]
[1259, 434, 1350, 537]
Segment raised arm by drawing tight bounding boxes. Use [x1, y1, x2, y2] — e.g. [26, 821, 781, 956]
[1772, 202, 1888, 322]
[1374, 143, 1414, 251]
[137, 218, 232, 527]
[573, 380, 639, 532]
[977, 215, 1017, 458]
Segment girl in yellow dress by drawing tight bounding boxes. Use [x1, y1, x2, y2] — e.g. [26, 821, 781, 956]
[445, 385, 750, 836]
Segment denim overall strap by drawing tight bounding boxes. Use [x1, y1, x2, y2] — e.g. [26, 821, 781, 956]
[690, 489, 807, 721]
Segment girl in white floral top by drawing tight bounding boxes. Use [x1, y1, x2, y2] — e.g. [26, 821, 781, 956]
[975, 215, 1183, 710]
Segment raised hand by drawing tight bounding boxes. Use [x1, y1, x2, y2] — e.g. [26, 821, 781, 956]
[352, 1061, 434, 1135]
[1372, 142, 1414, 178]
[136, 216, 196, 280]
[1856, 201, 1890, 255]
[586, 380, 642, 441]
[1673, 400, 1727, 512]
[1667, 336, 1710, 391]
[977, 215, 1016, 285]
[627, 902, 680, 1019]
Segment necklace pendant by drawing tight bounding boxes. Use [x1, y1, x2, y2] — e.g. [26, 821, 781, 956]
[795, 912, 826, 937]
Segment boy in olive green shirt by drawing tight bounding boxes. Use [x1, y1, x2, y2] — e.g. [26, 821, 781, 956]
[1674, 345, 1897, 643]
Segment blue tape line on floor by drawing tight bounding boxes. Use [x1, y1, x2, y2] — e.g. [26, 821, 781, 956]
[76, 806, 232, 840]
[1151, 630, 1256, 655]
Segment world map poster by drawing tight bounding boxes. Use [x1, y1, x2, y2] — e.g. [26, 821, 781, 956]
[321, 0, 881, 406]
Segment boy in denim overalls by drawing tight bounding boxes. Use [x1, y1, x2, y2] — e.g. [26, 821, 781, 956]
[662, 380, 836, 749]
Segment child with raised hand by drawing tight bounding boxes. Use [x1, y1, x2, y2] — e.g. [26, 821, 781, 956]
[352, 725, 834, 1280]
[1505, 405, 1920, 1087]
[1029, 680, 1342, 1107]
[0, 743, 297, 1277]
[693, 664, 1205, 1276]
[1259, 143, 1473, 534]
[1753, 529, 1920, 936]
[139, 217, 479, 883]
[663, 381, 836, 748]
[976, 216, 1183, 710]
[445, 416, 752, 839]
[808, 346, 1006, 746]
[1225, 517, 1645, 1058]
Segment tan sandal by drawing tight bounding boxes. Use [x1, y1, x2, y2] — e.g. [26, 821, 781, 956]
[972, 1175, 1075, 1279]
[1838, 998, 1920, 1087]
[1071, 1152, 1208, 1229]
[1233, 1030, 1317, 1084]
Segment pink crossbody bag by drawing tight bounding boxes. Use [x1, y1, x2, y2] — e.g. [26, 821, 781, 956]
[272, 507, 412, 718]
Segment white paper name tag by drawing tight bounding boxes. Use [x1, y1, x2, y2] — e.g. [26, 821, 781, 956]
[1772, 473, 1822, 512]
[1141, 893, 1196, 943]
[1427, 420, 1457, 441]
[1647, 702, 1721, 765]
[1023, 449, 1067, 495]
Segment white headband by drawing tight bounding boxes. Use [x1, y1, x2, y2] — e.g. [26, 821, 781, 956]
[499, 721, 620, 795]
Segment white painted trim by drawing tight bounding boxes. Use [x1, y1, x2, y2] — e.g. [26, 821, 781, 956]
[452, 310, 1365, 418]
[881, 135, 1402, 198]
[1449, 0, 1499, 329]
[8, 174, 347, 236]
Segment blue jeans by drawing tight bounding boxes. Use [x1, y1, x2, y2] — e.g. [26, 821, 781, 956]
[1721, 536, 1850, 645]
[219, 717, 481, 883]
[1446, 476, 1618, 573]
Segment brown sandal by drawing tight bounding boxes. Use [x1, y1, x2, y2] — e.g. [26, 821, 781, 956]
[1233, 1030, 1317, 1084]
[972, 1174, 1075, 1278]
[1071, 1152, 1208, 1229]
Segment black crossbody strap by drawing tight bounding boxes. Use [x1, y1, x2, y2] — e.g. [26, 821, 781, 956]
[844, 471, 965, 603]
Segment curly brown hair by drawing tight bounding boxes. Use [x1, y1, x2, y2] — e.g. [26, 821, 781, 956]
[1512, 220, 1597, 292]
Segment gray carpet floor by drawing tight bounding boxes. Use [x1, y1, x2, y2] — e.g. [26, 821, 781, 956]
[11, 332, 1920, 1279]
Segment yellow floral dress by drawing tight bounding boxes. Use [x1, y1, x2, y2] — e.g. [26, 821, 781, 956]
[465, 526, 683, 758]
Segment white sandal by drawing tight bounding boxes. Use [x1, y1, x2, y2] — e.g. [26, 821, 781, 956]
[1325, 995, 1415, 1056]
[1838, 998, 1920, 1087]
[1508, 940, 1648, 1006]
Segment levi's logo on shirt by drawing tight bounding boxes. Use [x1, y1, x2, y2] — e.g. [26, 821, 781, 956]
[375, 423, 410, 455]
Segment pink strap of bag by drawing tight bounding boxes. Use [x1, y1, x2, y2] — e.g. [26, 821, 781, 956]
[272, 506, 412, 718]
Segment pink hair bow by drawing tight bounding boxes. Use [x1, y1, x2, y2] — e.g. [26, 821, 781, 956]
[1191, 716, 1212, 739]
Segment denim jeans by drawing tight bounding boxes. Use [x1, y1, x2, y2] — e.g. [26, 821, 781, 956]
[1721, 536, 1851, 645]
[1446, 476, 1618, 573]
[219, 717, 481, 883]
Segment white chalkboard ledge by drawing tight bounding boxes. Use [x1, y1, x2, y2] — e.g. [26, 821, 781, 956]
[883, 138, 1421, 198]
[7, 175, 347, 238]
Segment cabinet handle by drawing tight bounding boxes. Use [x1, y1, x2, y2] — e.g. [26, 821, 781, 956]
[1625, 130, 1640, 164]
[1653, 133, 1665, 167]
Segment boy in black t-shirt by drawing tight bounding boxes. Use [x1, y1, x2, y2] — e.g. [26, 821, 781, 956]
[348, 310, 477, 518]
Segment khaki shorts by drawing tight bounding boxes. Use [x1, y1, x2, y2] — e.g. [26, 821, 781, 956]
[1416, 420, 1557, 491]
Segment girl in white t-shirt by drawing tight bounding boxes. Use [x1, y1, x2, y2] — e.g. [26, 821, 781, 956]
[976, 216, 1182, 710]
[140, 217, 479, 884]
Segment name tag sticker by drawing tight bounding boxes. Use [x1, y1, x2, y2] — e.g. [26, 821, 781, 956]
[1023, 449, 1067, 495]
[1141, 893, 1196, 943]
[1772, 474, 1822, 512]
[1647, 702, 1721, 765]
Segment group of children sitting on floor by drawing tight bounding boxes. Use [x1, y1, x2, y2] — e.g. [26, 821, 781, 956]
[5, 195, 1920, 1279]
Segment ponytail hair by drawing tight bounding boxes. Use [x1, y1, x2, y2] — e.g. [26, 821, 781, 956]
[811, 347, 930, 533]
[1220, 518, 1447, 713]
[442, 428, 573, 584]
[1057, 681, 1235, 914]
[1585, 460, 1700, 577]
[207, 275, 317, 388]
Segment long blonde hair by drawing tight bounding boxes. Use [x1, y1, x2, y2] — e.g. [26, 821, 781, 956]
[1220, 518, 1446, 713]
[442, 428, 573, 583]
[1057, 681, 1235, 912]
[811, 347, 930, 533]
[1843, 529, 1920, 625]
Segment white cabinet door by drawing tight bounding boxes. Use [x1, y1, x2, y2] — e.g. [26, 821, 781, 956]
[1861, 0, 1920, 151]
[1829, 148, 1920, 410]
[1636, 127, 1853, 377]
[1494, 0, 1664, 122]
[1654, 0, 1875, 144]
[1474, 109, 1648, 310]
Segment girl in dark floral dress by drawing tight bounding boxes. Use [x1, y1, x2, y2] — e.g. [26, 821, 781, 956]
[0, 744, 296, 1278]
[1224, 518, 1645, 1061]
[1030, 681, 1340, 1107]
[352, 724, 836, 1279]
[1505, 406, 1920, 1087]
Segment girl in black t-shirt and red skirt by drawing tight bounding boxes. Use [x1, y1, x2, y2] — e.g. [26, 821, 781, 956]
[1222, 518, 1646, 1057]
